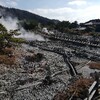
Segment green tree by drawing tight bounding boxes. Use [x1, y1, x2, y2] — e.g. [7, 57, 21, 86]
[0, 24, 8, 49]
[69, 21, 78, 28]
[55, 21, 71, 32]
[21, 20, 38, 31]
[0, 23, 20, 49]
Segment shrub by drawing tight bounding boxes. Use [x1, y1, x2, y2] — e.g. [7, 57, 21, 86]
[53, 78, 93, 100]
[88, 62, 100, 70]
[0, 55, 15, 65]
[25, 53, 44, 62]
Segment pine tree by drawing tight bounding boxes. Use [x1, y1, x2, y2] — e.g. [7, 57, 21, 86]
[0, 23, 20, 50]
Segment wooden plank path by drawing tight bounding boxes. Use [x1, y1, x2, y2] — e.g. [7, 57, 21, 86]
[43, 34, 100, 48]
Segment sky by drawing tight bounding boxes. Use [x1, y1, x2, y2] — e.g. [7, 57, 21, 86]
[0, 0, 100, 23]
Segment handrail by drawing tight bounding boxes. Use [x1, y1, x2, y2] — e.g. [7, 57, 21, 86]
[47, 35, 100, 48]
[84, 78, 99, 100]
[89, 81, 97, 94]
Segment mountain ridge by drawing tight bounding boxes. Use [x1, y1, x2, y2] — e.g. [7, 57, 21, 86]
[0, 5, 59, 24]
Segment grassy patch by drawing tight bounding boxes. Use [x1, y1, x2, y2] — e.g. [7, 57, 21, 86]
[53, 78, 93, 100]
[0, 55, 15, 65]
[0, 47, 15, 65]
[67, 78, 93, 98]
[88, 62, 100, 70]
[10, 38, 26, 43]
[1, 47, 13, 55]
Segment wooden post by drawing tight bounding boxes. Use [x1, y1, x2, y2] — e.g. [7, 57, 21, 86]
[94, 71, 99, 95]
[87, 89, 89, 100]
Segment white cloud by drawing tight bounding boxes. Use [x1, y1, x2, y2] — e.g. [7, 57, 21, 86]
[29, 5, 100, 23]
[68, 0, 87, 6]
[29, 7, 75, 21]
[6, 0, 18, 7]
[30, 7, 74, 15]
[0, 0, 18, 7]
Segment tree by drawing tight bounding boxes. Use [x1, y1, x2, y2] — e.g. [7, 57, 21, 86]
[0, 24, 8, 49]
[55, 21, 79, 33]
[21, 20, 38, 31]
[0, 23, 20, 49]
[55, 21, 71, 32]
[69, 21, 78, 28]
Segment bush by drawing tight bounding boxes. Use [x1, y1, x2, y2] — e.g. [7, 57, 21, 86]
[53, 78, 93, 100]
[0, 55, 15, 65]
[25, 53, 44, 62]
[10, 38, 26, 43]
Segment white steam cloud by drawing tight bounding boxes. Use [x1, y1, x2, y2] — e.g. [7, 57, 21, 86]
[0, 17, 18, 31]
[16, 28, 45, 41]
[0, 17, 45, 41]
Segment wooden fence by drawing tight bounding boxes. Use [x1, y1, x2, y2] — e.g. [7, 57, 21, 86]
[84, 72, 99, 100]
[70, 72, 99, 100]
[84, 81, 98, 100]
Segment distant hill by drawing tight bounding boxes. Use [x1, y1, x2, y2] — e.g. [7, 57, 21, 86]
[0, 5, 59, 24]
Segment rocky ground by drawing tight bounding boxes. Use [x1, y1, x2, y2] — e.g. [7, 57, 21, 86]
[0, 44, 71, 100]
[0, 38, 100, 100]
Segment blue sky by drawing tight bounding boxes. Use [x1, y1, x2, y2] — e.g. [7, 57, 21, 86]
[1, 0, 100, 22]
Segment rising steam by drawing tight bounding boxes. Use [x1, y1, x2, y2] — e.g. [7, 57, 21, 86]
[0, 17, 18, 31]
[0, 17, 45, 41]
[16, 28, 45, 41]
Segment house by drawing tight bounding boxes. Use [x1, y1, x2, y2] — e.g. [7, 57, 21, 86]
[84, 19, 100, 26]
